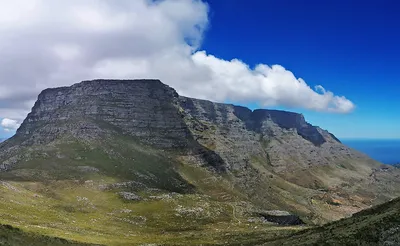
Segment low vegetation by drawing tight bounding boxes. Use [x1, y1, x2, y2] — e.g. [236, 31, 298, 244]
[0, 137, 303, 245]
[268, 197, 400, 245]
[0, 223, 89, 246]
[0, 178, 305, 245]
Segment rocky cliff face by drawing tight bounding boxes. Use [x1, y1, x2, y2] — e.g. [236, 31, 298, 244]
[15, 79, 350, 173]
[17, 79, 336, 153]
[1, 79, 400, 224]
[18, 80, 191, 148]
[179, 96, 361, 173]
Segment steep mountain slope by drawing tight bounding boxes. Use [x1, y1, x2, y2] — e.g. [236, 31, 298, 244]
[179, 96, 400, 223]
[268, 197, 400, 245]
[0, 79, 399, 245]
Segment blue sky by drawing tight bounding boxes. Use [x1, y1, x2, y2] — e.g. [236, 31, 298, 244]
[202, 0, 400, 139]
[0, 0, 399, 139]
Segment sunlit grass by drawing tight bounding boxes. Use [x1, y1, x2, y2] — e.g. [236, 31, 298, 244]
[0, 179, 302, 245]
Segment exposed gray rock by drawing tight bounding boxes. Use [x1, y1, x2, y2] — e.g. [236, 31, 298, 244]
[99, 181, 145, 191]
[118, 192, 141, 201]
[17, 79, 191, 148]
[178, 95, 361, 173]
[76, 166, 100, 173]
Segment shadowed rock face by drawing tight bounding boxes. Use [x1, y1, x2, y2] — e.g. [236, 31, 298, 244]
[235, 108, 327, 146]
[256, 210, 305, 226]
[179, 98, 330, 147]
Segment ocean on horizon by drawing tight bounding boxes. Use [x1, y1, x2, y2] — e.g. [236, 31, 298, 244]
[342, 139, 400, 165]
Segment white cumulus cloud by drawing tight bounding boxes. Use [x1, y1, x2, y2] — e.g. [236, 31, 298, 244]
[0, 0, 354, 132]
[1, 118, 20, 132]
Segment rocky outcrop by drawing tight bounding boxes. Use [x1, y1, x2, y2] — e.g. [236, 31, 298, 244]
[118, 192, 141, 201]
[239, 108, 327, 146]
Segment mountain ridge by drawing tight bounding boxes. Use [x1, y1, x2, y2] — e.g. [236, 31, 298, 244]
[0, 79, 399, 245]
[18, 79, 332, 148]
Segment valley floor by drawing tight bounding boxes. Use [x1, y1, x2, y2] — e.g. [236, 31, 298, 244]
[0, 179, 305, 246]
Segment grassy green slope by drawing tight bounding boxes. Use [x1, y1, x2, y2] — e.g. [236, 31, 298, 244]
[1, 118, 398, 245]
[0, 164, 301, 245]
[267, 197, 400, 245]
[0, 132, 303, 245]
[0, 223, 91, 246]
[1, 133, 192, 193]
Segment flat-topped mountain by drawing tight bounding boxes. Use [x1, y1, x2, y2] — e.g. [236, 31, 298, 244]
[14, 80, 357, 171]
[18, 80, 189, 148]
[18, 79, 332, 148]
[0, 79, 399, 245]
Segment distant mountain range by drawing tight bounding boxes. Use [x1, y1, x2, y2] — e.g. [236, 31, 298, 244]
[0, 79, 399, 245]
